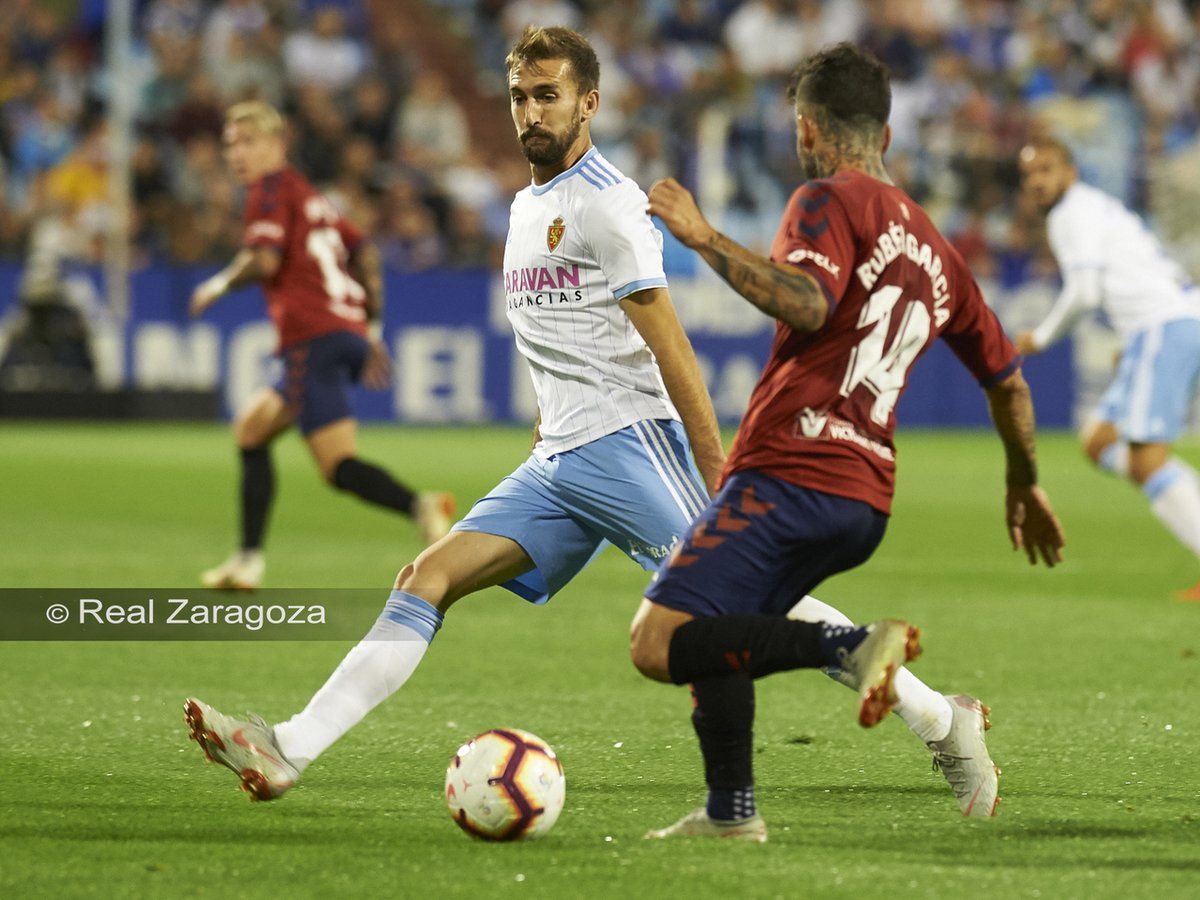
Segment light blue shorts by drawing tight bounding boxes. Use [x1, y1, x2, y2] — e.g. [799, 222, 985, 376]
[1096, 318, 1200, 443]
[453, 419, 708, 604]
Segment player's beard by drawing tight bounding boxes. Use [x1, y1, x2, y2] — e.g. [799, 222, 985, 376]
[520, 116, 583, 167]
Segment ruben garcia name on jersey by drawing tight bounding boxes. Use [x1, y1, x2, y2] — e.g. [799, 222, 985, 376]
[504, 264, 585, 309]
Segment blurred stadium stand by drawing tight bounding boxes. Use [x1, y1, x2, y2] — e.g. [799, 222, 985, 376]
[0, 0, 1196, 424]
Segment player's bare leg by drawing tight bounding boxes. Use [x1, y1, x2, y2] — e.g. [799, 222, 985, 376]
[201, 388, 292, 590]
[1085, 422, 1200, 599]
[307, 417, 456, 545]
[185, 532, 535, 800]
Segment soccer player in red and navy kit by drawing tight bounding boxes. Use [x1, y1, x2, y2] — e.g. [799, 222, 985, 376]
[633, 45, 1066, 840]
[190, 102, 453, 590]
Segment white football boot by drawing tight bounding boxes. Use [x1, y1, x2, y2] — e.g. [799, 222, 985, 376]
[415, 492, 456, 546]
[833, 619, 923, 728]
[200, 551, 264, 591]
[927, 694, 1000, 817]
[184, 698, 298, 802]
[645, 807, 768, 843]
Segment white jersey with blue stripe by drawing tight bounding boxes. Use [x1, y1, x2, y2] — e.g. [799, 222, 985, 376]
[503, 146, 678, 456]
[1046, 181, 1200, 341]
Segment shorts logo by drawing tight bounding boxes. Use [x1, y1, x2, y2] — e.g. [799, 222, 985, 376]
[547, 216, 566, 252]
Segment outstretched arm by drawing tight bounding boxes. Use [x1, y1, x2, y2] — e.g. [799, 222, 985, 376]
[984, 369, 1065, 567]
[647, 178, 829, 333]
[621, 287, 726, 495]
[189, 247, 281, 317]
[1014, 267, 1101, 356]
[349, 240, 384, 326]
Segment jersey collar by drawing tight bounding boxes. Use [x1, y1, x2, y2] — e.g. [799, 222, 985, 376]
[530, 146, 598, 196]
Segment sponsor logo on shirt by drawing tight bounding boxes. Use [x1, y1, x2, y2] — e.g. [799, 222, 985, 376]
[792, 409, 895, 462]
[785, 248, 840, 278]
[504, 264, 585, 310]
[246, 221, 285, 242]
[797, 406, 828, 438]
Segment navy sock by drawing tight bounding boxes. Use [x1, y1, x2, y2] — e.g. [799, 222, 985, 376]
[240, 446, 274, 550]
[816, 622, 871, 667]
[690, 675, 755, 820]
[332, 457, 417, 516]
[707, 786, 757, 822]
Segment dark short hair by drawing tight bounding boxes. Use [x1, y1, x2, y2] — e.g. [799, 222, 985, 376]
[505, 26, 600, 95]
[787, 43, 891, 131]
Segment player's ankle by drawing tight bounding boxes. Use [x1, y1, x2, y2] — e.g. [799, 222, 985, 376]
[706, 786, 756, 822]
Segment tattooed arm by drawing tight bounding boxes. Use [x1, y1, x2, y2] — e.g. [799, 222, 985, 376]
[984, 369, 1065, 567]
[647, 178, 829, 333]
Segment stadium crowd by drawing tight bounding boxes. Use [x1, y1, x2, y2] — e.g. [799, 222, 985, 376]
[1, 0, 1199, 285]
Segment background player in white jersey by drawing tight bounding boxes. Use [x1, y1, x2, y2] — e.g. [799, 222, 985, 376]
[1016, 139, 1200, 599]
[182, 26, 730, 800]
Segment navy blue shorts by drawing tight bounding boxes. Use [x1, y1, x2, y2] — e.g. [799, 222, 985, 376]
[273, 331, 370, 436]
[644, 469, 888, 618]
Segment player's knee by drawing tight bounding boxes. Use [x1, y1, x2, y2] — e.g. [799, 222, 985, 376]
[234, 420, 263, 451]
[394, 559, 451, 609]
[629, 621, 672, 683]
[1128, 447, 1170, 485]
[324, 455, 352, 486]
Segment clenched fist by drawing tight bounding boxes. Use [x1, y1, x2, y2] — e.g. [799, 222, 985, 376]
[647, 178, 717, 250]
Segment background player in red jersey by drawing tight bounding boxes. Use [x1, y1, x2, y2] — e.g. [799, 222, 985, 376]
[189, 102, 453, 590]
[632, 44, 1065, 840]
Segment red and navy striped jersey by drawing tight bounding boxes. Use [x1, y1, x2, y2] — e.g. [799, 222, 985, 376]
[723, 170, 1019, 514]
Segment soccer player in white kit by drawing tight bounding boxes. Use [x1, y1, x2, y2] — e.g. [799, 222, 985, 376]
[181, 26, 726, 800]
[1017, 139, 1200, 598]
[183, 28, 980, 808]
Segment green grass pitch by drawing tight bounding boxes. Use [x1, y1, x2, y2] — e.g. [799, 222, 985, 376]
[1, 423, 1198, 898]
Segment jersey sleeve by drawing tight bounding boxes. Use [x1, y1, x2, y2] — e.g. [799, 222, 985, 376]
[242, 173, 289, 251]
[772, 182, 855, 307]
[940, 271, 1021, 387]
[1046, 193, 1103, 272]
[336, 214, 365, 254]
[581, 182, 667, 301]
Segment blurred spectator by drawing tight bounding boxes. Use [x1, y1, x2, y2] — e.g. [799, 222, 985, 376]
[141, 36, 196, 129]
[284, 6, 369, 92]
[501, 0, 582, 42]
[143, 0, 205, 44]
[723, 1, 812, 78]
[0, 0, 1197, 288]
[348, 75, 397, 152]
[215, 30, 286, 107]
[393, 72, 469, 171]
[167, 73, 224, 147]
[202, 0, 269, 78]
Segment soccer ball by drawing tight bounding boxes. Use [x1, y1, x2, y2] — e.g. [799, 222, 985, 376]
[445, 728, 566, 841]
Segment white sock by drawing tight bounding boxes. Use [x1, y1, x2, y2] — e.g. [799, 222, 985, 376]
[890, 668, 953, 743]
[1145, 459, 1200, 557]
[274, 591, 443, 772]
[787, 594, 953, 743]
[1097, 441, 1130, 478]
